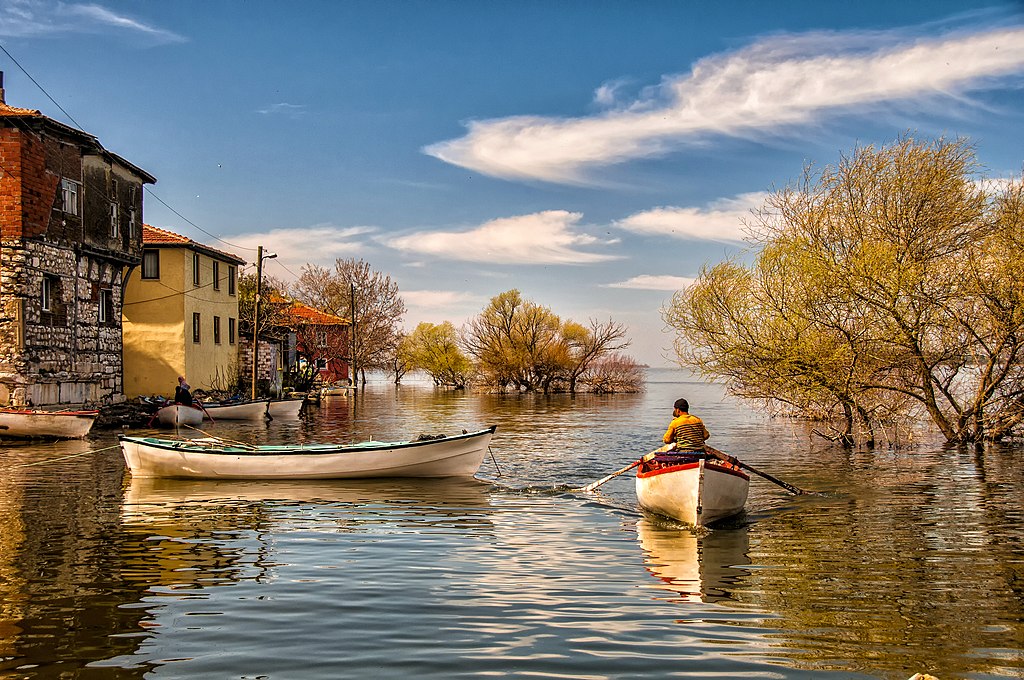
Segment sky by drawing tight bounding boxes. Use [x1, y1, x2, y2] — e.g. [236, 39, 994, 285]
[2, 0, 1023, 366]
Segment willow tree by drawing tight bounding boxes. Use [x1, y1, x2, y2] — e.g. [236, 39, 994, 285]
[402, 322, 473, 388]
[666, 136, 1024, 444]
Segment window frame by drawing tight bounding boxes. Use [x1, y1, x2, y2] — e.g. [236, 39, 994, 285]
[109, 202, 119, 238]
[192, 312, 201, 343]
[59, 179, 80, 216]
[192, 253, 201, 287]
[228, 265, 236, 295]
[228, 317, 236, 345]
[98, 288, 113, 324]
[41, 276, 53, 312]
[141, 249, 160, 279]
[213, 315, 221, 344]
[212, 260, 221, 291]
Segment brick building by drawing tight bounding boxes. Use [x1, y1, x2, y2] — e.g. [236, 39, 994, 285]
[0, 74, 156, 406]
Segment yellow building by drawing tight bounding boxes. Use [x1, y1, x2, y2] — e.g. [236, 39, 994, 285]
[122, 225, 247, 398]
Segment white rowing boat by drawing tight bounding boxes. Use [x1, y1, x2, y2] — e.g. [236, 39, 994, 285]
[0, 408, 98, 438]
[118, 426, 497, 479]
[267, 398, 304, 418]
[155, 404, 205, 428]
[201, 399, 270, 420]
[635, 451, 749, 526]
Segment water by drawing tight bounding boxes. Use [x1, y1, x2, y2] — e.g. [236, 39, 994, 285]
[0, 368, 1021, 679]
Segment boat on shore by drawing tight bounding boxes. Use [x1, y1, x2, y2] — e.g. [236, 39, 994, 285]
[635, 451, 749, 526]
[201, 399, 270, 421]
[0, 408, 98, 439]
[118, 425, 497, 479]
[154, 404, 205, 428]
[267, 398, 304, 418]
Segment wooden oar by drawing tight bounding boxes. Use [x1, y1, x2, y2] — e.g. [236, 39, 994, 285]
[705, 446, 813, 496]
[576, 451, 658, 492]
[195, 401, 215, 423]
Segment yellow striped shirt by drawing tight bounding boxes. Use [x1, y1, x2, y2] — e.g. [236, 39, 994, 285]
[663, 412, 710, 451]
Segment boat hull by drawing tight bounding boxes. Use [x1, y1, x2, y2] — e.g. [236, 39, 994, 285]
[0, 409, 98, 438]
[118, 426, 496, 479]
[155, 404, 205, 427]
[201, 399, 270, 420]
[267, 399, 304, 418]
[636, 456, 749, 526]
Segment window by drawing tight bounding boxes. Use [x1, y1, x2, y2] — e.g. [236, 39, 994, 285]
[110, 178, 119, 198]
[192, 253, 200, 286]
[192, 313, 201, 343]
[60, 179, 80, 216]
[110, 202, 119, 238]
[213, 316, 221, 344]
[228, 317, 236, 344]
[99, 289, 113, 324]
[142, 250, 160, 279]
[213, 261, 220, 290]
[228, 265, 236, 295]
[41, 276, 54, 312]
[128, 208, 137, 239]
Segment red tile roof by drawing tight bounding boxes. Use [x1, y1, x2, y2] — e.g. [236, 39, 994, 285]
[267, 293, 350, 326]
[142, 224, 246, 265]
[0, 101, 41, 116]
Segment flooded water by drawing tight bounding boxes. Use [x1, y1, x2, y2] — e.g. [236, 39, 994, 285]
[0, 368, 1021, 679]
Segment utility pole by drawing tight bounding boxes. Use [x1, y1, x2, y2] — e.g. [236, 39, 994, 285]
[251, 245, 276, 399]
[252, 245, 264, 400]
[350, 281, 357, 387]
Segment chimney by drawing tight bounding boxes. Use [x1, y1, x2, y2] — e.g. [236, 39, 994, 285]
[0, 71, 5, 105]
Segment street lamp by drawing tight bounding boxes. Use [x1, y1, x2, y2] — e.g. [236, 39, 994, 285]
[252, 245, 277, 400]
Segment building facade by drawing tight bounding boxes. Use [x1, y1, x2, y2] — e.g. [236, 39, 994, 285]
[122, 225, 245, 398]
[0, 74, 156, 406]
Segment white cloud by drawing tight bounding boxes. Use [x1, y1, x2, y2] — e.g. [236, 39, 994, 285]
[0, 1, 185, 43]
[402, 290, 481, 309]
[257, 102, 307, 117]
[605, 275, 695, 291]
[384, 210, 621, 265]
[424, 25, 1024, 184]
[615, 191, 767, 243]
[228, 224, 375, 275]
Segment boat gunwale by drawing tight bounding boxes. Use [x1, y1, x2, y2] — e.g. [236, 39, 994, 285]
[636, 458, 750, 482]
[0, 409, 99, 417]
[118, 425, 497, 457]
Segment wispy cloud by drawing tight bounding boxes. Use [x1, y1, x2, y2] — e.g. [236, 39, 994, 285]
[256, 102, 308, 118]
[425, 24, 1024, 184]
[384, 210, 621, 265]
[615, 191, 767, 243]
[230, 224, 375, 273]
[0, 1, 185, 43]
[402, 290, 483, 309]
[605, 275, 695, 291]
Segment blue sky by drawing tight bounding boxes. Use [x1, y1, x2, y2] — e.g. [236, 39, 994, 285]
[2, 1, 1023, 366]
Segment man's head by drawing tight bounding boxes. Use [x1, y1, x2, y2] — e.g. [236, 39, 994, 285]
[673, 398, 689, 414]
[178, 376, 187, 385]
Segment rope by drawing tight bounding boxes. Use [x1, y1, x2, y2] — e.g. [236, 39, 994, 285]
[9, 444, 121, 468]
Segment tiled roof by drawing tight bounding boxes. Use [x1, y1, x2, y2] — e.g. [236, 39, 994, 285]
[267, 293, 350, 326]
[142, 224, 246, 265]
[0, 101, 42, 116]
[286, 302, 350, 326]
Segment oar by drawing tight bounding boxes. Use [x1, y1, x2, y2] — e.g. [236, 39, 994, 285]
[196, 401, 215, 424]
[576, 451, 658, 492]
[704, 445, 813, 496]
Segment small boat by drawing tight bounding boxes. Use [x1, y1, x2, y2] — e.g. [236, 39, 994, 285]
[200, 399, 270, 421]
[320, 382, 354, 398]
[635, 451, 749, 526]
[267, 398, 303, 418]
[0, 408, 98, 439]
[155, 404, 205, 428]
[118, 425, 497, 479]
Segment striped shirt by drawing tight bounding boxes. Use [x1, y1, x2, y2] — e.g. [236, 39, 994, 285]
[663, 412, 710, 451]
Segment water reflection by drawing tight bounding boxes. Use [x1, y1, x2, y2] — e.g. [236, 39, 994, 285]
[635, 516, 751, 604]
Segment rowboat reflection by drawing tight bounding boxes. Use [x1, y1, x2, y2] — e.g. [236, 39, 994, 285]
[636, 516, 751, 603]
[119, 476, 496, 589]
[123, 475, 494, 519]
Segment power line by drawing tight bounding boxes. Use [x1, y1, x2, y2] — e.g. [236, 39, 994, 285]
[0, 41, 85, 131]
